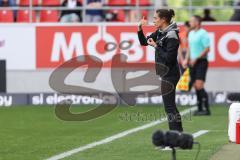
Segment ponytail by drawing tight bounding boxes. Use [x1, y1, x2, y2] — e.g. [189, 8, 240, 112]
[156, 9, 175, 24]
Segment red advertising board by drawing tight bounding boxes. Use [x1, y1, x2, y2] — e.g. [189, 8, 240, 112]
[36, 24, 240, 68]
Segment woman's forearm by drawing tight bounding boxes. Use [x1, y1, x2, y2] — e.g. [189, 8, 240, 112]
[138, 24, 142, 31]
[137, 25, 148, 46]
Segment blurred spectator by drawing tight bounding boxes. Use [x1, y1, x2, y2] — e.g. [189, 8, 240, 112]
[60, 0, 82, 23]
[202, 9, 216, 21]
[0, 0, 15, 7]
[104, 10, 125, 22]
[234, 0, 240, 5]
[104, 0, 127, 22]
[230, 0, 240, 21]
[86, 0, 103, 22]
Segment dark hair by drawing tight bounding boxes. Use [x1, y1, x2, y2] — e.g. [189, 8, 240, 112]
[184, 21, 190, 27]
[156, 9, 175, 24]
[192, 15, 202, 24]
[204, 9, 210, 15]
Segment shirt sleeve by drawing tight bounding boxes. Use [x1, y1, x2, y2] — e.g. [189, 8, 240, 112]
[201, 31, 210, 48]
[138, 30, 157, 46]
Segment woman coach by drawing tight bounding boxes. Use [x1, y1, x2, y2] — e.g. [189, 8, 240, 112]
[137, 9, 183, 132]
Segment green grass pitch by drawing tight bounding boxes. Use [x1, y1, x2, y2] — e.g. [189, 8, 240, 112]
[0, 105, 229, 160]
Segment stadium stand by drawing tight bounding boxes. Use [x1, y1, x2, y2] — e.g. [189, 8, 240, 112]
[42, 0, 61, 6]
[40, 10, 59, 22]
[0, 0, 238, 23]
[17, 10, 36, 22]
[130, 0, 151, 6]
[106, 0, 128, 6]
[19, 0, 39, 6]
[0, 10, 14, 22]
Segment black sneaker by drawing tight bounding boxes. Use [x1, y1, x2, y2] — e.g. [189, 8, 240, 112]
[205, 110, 211, 116]
[193, 110, 211, 116]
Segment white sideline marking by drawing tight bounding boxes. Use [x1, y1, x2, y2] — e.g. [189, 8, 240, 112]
[46, 107, 197, 160]
[193, 130, 209, 138]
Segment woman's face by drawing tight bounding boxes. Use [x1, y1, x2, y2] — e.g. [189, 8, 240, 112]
[153, 12, 165, 29]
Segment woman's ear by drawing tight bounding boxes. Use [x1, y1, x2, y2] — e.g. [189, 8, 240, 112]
[161, 17, 167, 23]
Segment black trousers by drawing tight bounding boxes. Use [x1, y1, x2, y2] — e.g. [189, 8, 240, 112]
[162, 77, 183, 132]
